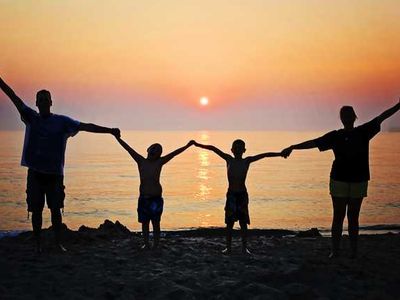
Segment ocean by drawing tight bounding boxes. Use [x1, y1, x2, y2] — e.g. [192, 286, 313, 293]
[0, 130, 399, 232]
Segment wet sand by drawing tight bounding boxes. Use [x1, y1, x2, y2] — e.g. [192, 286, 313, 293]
[1, 220, 399, 300]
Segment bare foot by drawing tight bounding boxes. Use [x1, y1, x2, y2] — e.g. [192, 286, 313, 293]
[328, 252, 338, 259]
[141, 244, 151, 251]
[242, 247, 252, 255]
[56, 243, 67, 252]
[222, 248, 231, 255]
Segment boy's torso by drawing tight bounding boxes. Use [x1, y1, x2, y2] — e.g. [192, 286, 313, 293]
[138, 159, 163, 197]
[227, 158, 249, 192]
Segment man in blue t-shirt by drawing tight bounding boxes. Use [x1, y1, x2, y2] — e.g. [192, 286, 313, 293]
[0, 77, 120, 252]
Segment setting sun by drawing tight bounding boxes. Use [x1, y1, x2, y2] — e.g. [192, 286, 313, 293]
[200, 97, 209, 106]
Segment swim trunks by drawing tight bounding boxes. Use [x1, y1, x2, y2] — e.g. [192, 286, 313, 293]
[225, 190, 250, 225]
[137, 195, 164, 223]
[26, 168, 65, 212]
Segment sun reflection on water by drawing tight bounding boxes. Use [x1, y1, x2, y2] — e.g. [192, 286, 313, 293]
[197, 132, 212, 199]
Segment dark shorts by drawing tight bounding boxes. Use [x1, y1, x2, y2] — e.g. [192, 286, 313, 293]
[225, 190, 250, 225]
[26, 169, 65, 212]
[330, 179, 368, 198]
[137, 195, 164, 223]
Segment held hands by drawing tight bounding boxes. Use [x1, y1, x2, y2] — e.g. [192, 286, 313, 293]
[187, 140, 196, 147]
[111, 128, 121, 138]
[281, 146, 293, 158]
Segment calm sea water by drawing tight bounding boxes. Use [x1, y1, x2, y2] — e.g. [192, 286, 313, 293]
[0, 131, 399, 231]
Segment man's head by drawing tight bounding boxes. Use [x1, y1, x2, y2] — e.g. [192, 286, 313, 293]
[147, 143, 163, 159]
[340, 106, 357, 128]
[36, 90, 52, 115]
[231, 139, 246, 157]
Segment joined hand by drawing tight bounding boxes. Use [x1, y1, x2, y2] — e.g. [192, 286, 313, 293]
[111, 128, 121, 138]
[281, 147, 293, 158]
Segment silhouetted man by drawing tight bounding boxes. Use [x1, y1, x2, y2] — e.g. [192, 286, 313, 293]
[0, 77, 120, 252]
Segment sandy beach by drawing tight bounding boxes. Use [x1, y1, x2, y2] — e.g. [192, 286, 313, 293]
[0, 220, 399, 300]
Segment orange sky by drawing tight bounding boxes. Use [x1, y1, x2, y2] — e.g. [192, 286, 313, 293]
[0, 0, 399, 129]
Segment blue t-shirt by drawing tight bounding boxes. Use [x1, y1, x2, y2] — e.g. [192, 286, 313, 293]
[20, 104, 80, 175]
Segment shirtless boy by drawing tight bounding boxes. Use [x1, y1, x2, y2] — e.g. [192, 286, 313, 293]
[194, 139, 286, 254]
[114, 133, 194, 249]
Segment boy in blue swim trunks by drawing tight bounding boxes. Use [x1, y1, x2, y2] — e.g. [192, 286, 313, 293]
[114, 133, 195, 249]
[194, 139, 287, 254]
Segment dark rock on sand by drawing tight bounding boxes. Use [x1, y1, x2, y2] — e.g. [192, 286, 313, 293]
[296, 228, 322, 238]
[79, 219, 134, 239]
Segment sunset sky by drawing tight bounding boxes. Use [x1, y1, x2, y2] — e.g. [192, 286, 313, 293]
[0, 0, 399, 130]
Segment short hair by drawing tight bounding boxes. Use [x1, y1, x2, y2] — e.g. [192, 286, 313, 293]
[340, 106, 357, 119]
[232, 139, 245, 148]
[147, 143, 163, 152]
[36, 89, 51, 101]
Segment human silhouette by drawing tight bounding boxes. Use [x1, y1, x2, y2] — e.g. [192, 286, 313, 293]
[0, 77, 120, 253]
[194, 140, 287, 254]
[282, 100, 400, 258]
[113, 133, 194, 249]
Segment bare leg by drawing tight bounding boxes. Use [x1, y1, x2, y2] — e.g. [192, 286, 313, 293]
[141, 221, 150, 249]
[223, 222, 234, 254]
[51, 208, 66, 252]
[31, 210, 43, 253]
[152, 220, 161, 249]
[239, 220, 250, 254]
[347, 197, 363, 258]
[330, 197, 347, 258]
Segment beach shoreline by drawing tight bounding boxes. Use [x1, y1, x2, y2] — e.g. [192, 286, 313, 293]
[1, 220, 399, 299]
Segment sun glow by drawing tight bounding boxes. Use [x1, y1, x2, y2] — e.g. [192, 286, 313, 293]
[200, 97, 209, 106]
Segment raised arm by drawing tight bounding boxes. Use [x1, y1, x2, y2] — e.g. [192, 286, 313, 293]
[161, 140, 195, 164]
[78, 122, 119, 135]
[375, 99, 400, 124]
[114, 135, 144, 163]
[194, 141, 232, 161]
[246, 151, 285, 164]
[0, 77, 26, 114]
